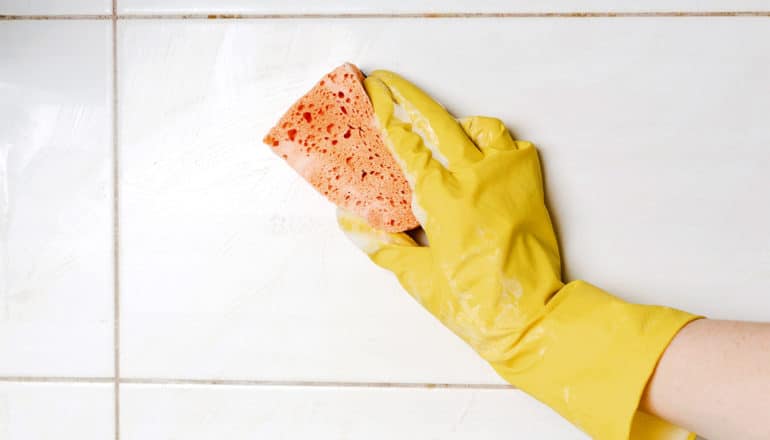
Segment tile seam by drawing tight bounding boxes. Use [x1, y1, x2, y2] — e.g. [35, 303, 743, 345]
[111, 0, 120, 437]
[0, 376, 115, 383]
[1, 11, 769, 20]
[119, 378, 514, 389]
[0, 376, 514, 389]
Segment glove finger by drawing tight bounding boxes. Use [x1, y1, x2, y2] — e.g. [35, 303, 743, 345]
[337, 208, 438, 306]
[369, 70, 483, 170]
[458, 116, 519, 152]
[364, 76, 444, 189]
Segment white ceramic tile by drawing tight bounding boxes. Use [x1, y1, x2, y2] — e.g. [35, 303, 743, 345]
[118, 0, 770, 14]
[0, 382, 113, 439]
[0, 22, 113, 376]
[0, 0, 110, 15]
[119, 18, 770, 385]
[118, 20, 499, 384]
[122, 384, 586, 439]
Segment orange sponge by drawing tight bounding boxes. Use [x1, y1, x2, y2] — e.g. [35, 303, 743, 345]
[263, 63, 418, 232]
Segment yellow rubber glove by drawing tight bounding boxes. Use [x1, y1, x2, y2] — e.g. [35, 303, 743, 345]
[337, 70, 701, 440]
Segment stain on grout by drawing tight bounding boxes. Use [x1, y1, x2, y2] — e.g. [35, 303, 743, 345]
[1, 11, 770, 20]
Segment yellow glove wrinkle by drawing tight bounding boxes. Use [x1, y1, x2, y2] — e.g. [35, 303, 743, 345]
[341, 72, 700, 440]
[369, 70, 483, 169]
[458, 116, 519, 152]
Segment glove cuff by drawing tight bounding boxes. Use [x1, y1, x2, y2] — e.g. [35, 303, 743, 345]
[491, 280, 701, 440]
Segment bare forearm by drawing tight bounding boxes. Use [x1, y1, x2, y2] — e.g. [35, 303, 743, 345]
[641, 319, 770, 439]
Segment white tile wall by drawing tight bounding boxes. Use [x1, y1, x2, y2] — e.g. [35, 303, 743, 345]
[117, 0, 770, 14]
[0, 21, 114, 377]
[0, 382, 113, 440]
[121, 384, 587, 439]
[119, 19, 770, 388]
[0, 0, 110, 15]
[117, 20, 499, 384]
[2, 3, 769, 440]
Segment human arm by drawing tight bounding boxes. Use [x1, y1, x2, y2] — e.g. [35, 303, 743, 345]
[642, 319, 770, 440]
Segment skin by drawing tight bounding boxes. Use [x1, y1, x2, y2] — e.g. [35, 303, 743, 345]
[641, 319, 770, 440]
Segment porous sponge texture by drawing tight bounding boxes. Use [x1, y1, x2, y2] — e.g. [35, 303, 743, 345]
[264, 63, 418, 232]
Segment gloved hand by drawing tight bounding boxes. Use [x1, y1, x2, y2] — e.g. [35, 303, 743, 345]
[337, 70, 701, 440]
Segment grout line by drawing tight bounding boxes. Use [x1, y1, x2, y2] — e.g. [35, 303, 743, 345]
[0, 376, 114, 384]
[0, 14, 112, 19]
[1, 11, 769, 20]
[121, 378, 516, 390]
[120, 11, 770, 18]
[111, 0, 120, 438]
[0, 376, 514, 390]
